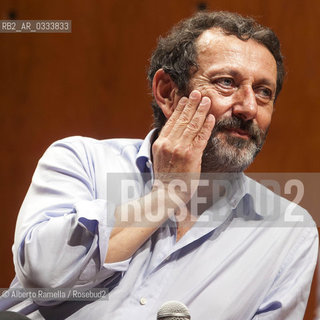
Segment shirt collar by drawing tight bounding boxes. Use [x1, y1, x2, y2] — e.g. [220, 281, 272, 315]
[238, 175, 277, 219]
[135, 129, 158, 173]
[194, 172, 247, 225]
[169, 174, 249, 250]
[224, 172, 247, 209]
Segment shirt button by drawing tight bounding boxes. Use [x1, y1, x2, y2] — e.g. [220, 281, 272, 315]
[140, 297, 147, 305]
[146, 161, 151, 169]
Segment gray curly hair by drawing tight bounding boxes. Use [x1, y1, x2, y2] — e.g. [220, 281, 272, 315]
[147, 11, 285, 130]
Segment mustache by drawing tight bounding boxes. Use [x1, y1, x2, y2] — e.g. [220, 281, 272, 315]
[212, 116, 265, 142]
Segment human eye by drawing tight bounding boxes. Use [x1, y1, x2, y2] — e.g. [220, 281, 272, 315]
[215, 77, 235, 88]
[255, 86, 273, 102]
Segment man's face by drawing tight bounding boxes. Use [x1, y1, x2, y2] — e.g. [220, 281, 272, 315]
[187, 28, 277, 172]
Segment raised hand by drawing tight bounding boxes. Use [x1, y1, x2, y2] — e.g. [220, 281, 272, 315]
[152, 90, 215, 202]
[106, 91, 215, 263]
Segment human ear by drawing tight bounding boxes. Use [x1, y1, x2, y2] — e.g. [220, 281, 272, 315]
[152, 69, 178, 119]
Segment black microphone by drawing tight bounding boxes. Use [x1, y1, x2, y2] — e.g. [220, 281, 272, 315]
[0, 311, 31, 319]
[157, 300, 191, 320]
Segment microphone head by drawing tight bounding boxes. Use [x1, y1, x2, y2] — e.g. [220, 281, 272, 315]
[157, 300, 191, 320]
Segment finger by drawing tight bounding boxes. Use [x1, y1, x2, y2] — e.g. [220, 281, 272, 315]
[160, 96, 188, 137]
[167, 90, 202, 139]
[181, 96, 211, 144]
[193, 113, 215, 151]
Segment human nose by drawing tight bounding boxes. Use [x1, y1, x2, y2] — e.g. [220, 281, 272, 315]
[232, 86, 257, 121]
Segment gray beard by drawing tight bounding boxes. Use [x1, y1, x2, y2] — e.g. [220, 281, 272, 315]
[201, 116, 268, 173]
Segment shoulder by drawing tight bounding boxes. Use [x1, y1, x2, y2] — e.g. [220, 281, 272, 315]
[40, 136, 144, 162]
[49, 136, 143, 153]
[33, 136, 146, 183]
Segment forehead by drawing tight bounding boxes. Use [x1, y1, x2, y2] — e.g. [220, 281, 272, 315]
[195, 28, 277, 84]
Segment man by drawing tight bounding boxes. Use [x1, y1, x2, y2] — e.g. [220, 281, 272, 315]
[2, 11, 318, 319]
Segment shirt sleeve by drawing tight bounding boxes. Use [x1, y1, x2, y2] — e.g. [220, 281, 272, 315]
[13, 138, 130, 291]
[252, 226, 319, 320]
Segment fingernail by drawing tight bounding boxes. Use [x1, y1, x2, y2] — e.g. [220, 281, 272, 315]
[200, 97, 210, 105]
[179, 97, 188, 105]
[190, 90, 199, 99]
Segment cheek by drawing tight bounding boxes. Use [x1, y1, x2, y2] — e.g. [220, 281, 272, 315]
[256, 110, 273, 132]
[200, 88, 234, 119]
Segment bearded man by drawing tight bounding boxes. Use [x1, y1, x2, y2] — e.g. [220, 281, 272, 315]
[2, 11, 318, 320]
